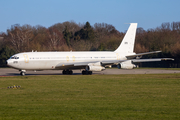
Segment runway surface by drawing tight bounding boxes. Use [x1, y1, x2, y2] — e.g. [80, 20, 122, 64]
[0, 68, 180, 76]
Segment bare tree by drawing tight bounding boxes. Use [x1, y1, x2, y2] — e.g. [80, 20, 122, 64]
[51, 21, 81, 34]
[62, 21, 81, 35]
[31, 25, 48, 51]
[46, 27, 64, 50]
[7, 24, 34, 52]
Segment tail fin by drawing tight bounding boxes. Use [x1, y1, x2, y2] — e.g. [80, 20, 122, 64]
[114, 23, 137, 53]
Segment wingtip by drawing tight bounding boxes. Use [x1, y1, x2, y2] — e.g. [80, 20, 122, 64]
[156, 51, 162, 52]
[161, 58, 174, 61]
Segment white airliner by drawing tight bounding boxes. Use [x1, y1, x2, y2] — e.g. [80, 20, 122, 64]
[6, 23, 173, 76]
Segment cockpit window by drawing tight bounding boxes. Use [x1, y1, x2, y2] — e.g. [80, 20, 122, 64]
[10, 56, 15, 59]
[10, 56, 19, 59]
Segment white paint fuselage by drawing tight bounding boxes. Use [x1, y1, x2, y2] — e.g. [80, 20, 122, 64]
[7, 51, 128, 70]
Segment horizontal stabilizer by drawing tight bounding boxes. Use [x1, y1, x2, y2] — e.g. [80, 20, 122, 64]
[126, 51, 161, 59]
[132, 58, 174, 63]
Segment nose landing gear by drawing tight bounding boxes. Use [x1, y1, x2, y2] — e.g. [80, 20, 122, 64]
[20, 70, 26, 76]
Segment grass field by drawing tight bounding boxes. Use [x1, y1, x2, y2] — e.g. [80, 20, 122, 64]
[0, 74, 180, 120]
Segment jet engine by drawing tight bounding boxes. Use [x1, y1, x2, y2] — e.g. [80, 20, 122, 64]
[86, 66, 105, 71]
[118, 60, 136, 69]
[86, 62, 105, 71]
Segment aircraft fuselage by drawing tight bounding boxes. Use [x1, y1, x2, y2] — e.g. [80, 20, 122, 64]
[7, 51, 127, 70]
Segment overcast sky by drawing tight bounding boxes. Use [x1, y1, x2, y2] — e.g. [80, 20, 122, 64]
[1, 0, 180, 33]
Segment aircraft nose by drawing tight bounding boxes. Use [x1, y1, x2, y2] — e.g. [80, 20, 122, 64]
[6, 60, 11, 66]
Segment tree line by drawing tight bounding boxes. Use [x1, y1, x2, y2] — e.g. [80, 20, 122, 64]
[0, 21, 180, 67]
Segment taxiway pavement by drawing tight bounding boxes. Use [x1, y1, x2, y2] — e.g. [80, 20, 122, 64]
[0, 68, 180, 76]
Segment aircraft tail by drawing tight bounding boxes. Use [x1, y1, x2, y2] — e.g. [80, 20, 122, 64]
[114, 23, 137, 53]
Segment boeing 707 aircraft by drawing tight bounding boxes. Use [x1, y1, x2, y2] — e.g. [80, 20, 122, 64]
[6, 23, 173, 76]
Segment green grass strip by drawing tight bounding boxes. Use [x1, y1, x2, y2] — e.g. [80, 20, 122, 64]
[0, 74, 180, 120]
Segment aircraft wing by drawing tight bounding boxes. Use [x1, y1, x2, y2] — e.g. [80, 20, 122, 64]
[55, 58, 174, 70]
[55, 60, 126, 69]
[73, 60, 126, 66]
[126, 51, 161, 59]
[132, 58, 174, 63]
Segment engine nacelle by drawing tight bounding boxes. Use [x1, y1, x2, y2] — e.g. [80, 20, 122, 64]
[118, 60, 136, 69]
[86, 65, 105, 71]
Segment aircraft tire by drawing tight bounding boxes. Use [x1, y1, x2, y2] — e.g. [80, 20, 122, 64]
[62, 70, 66, 74]
[66, 70, 69, 74]
[20, 72, 25, 76]
[82, 70, 92, 75]
[69, 70, 73, 75]
[82, 70, 85, 75]
[88, 71, 92, 75]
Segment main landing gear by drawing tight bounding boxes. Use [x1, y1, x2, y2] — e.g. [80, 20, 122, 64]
[62, 70, 92, 75]
[62, 70, 73, 75]
[82, 70, 92, 75]
[20, 70, 26, 76]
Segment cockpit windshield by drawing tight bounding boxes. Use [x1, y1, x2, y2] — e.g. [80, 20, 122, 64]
[10, 56, 19, 59]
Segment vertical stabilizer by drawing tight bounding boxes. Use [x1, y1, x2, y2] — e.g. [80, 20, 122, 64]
[114, 23, 137, 53]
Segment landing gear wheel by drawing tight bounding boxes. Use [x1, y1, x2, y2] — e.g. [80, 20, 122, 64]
[88, 71, 92, 75]
[20, 72, 25, 76]
[82, 70, 85, 75]
[69, 70, 73, 75]
[62, 70, 66, 74]
[82, 70, 92, 75]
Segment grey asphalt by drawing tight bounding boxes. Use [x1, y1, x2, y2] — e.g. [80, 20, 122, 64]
[0, 68, 180, 76]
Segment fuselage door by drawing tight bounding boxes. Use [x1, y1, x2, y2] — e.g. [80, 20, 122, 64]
[23, 54, 29, 63]
[116, 53, 120, 60]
